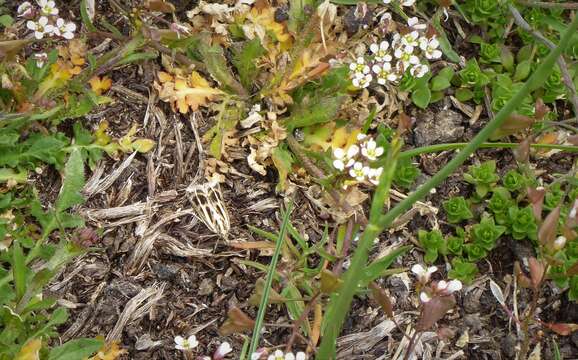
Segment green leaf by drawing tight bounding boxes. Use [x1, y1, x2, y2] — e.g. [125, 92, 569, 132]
[13, 240, 27, 301]
[233, 38, 266, 90]
[80, 0, 97, 32]
[432, 13, 461, 63]
[430, 67, 454, 91]
[456, 88, 474, 102]
[117, 51, 158, 66]
[514, 60, 532, 82]
[361, 246, 411, 286]
[412, 84, 431, 109]
[48, 338, 103, 360]
[284, 95, 344, 130]
[55, 149, 85, 213]
[197, 42, 246, 96]
[0, 14, 13, 27]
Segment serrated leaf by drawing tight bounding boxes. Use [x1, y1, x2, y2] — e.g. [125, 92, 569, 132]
[233, 38, 265, 90]
[48, 338, 103, 360]
[197, 42, 246, 96]
[55, 149, 85, 213]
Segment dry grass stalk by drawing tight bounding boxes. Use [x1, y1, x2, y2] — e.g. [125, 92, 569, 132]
[106, 283, 165, 342]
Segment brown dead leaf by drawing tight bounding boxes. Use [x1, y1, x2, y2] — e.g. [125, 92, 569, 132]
[219, 307, 255, 335]
[543, 322, 578, 336]
[87, 339, 127, 360]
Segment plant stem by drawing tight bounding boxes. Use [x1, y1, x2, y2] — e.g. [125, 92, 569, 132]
[393, 142, 578, 161]
[317, 15, 578, 359]
[248, 203, 293, 358]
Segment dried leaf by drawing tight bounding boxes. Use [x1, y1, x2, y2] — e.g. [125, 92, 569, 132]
[248, 278, 287, 306]
[145, 0, 175, 12]
[14, 339, 41, 360]
[369, 282, 394, 318]
[88, 76, 112, 95]
[544, 322, 578, 336]
[528, 257, 545, 289]
[489, 280, 505, 307]
[155, 71, 223, 114]
[538, 206, 560, 250]
[514, 261, 532, 288]
[416, 295, 456, 331]
[87, 339, 127, 360]
[219, 307, 255, 335]
[491, 113, 535, 139]
[527, 187, 545, 221]
[320, 269, 343, 294]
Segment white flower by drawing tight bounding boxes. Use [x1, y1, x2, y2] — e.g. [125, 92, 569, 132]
[554, 236, 567, 250]
[370, 41, 391, 62]
[410, 63, 429, 78]
[368, 167, 383, 185]
[401, 0, 416, 6]
[214, 342, 233, 359]
[420, 291, 431, 303]
[411, 264, 438, 283]
[436, 279, 462, 294]
[361, 139, 384, 160]
[352, 73, 372, 88]
[383, 0, 392, 3]
[333, 146, 357, 171]
[174, 335, 198, 351]
[394, 46, 420, 71]
[401, 30, 420, 48]
[407, 17, 427, 30]
[33, 52, 48, 68]
[54, 18, 76, 39]
[37, 0, 58, 16]
[251, 350, 267, 360]
[349, 56, 370, 76]
[26, 16, 54, 39]
[17, 2, 35, 18]
[356, 133, 367, 141]
[419, 37, 442, 59]
[267, 350, 307, 360]
[349, 162, 370, 182]
[372, 62, 398, 85]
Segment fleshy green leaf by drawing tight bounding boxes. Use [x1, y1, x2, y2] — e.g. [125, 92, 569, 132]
[55, 149, 85, 213]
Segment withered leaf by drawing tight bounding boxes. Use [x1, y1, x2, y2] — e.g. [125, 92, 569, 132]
[416, 295, 456, 331]
[538, 206, 560, 250]
[369, 282, 394, 318]
[248, 278, 287, 306]
[320, 269, 343, 294]
[219, 307, 255, 336]
[544, 322, 578, 336]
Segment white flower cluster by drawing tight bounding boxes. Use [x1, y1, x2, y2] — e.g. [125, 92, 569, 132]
[349, 17, 442, 89]
[411, 264, 462, 303]
[332, 134, 384, 185]
[250, 350, 306, 360]
[174, 335, 232, 360]
[18, 1, 76, 40]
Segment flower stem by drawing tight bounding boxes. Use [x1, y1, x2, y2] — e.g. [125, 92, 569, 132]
[317, 15, 578, 359]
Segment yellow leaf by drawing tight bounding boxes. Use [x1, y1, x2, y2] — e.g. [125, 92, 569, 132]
[132, 139, 156, 153]
[15, 339, 41, 360]
[89, 76, 113, 95]
[87, 339, 127, 360]
[95, 121, 111, 146]
[247, 6, 291, 46]
[155, 70, 223, 114]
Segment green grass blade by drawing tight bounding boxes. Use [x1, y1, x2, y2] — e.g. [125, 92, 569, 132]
[317, 15, 578, 358]
[12, 240, 26, 302]
[248, 202, 294, 357]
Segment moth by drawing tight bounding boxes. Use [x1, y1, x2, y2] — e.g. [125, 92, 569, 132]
[186, 181, 230, 238]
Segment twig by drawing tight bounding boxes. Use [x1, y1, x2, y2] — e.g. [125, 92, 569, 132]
[516, 0, 578, 9]
[509, 4, 578, 117]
